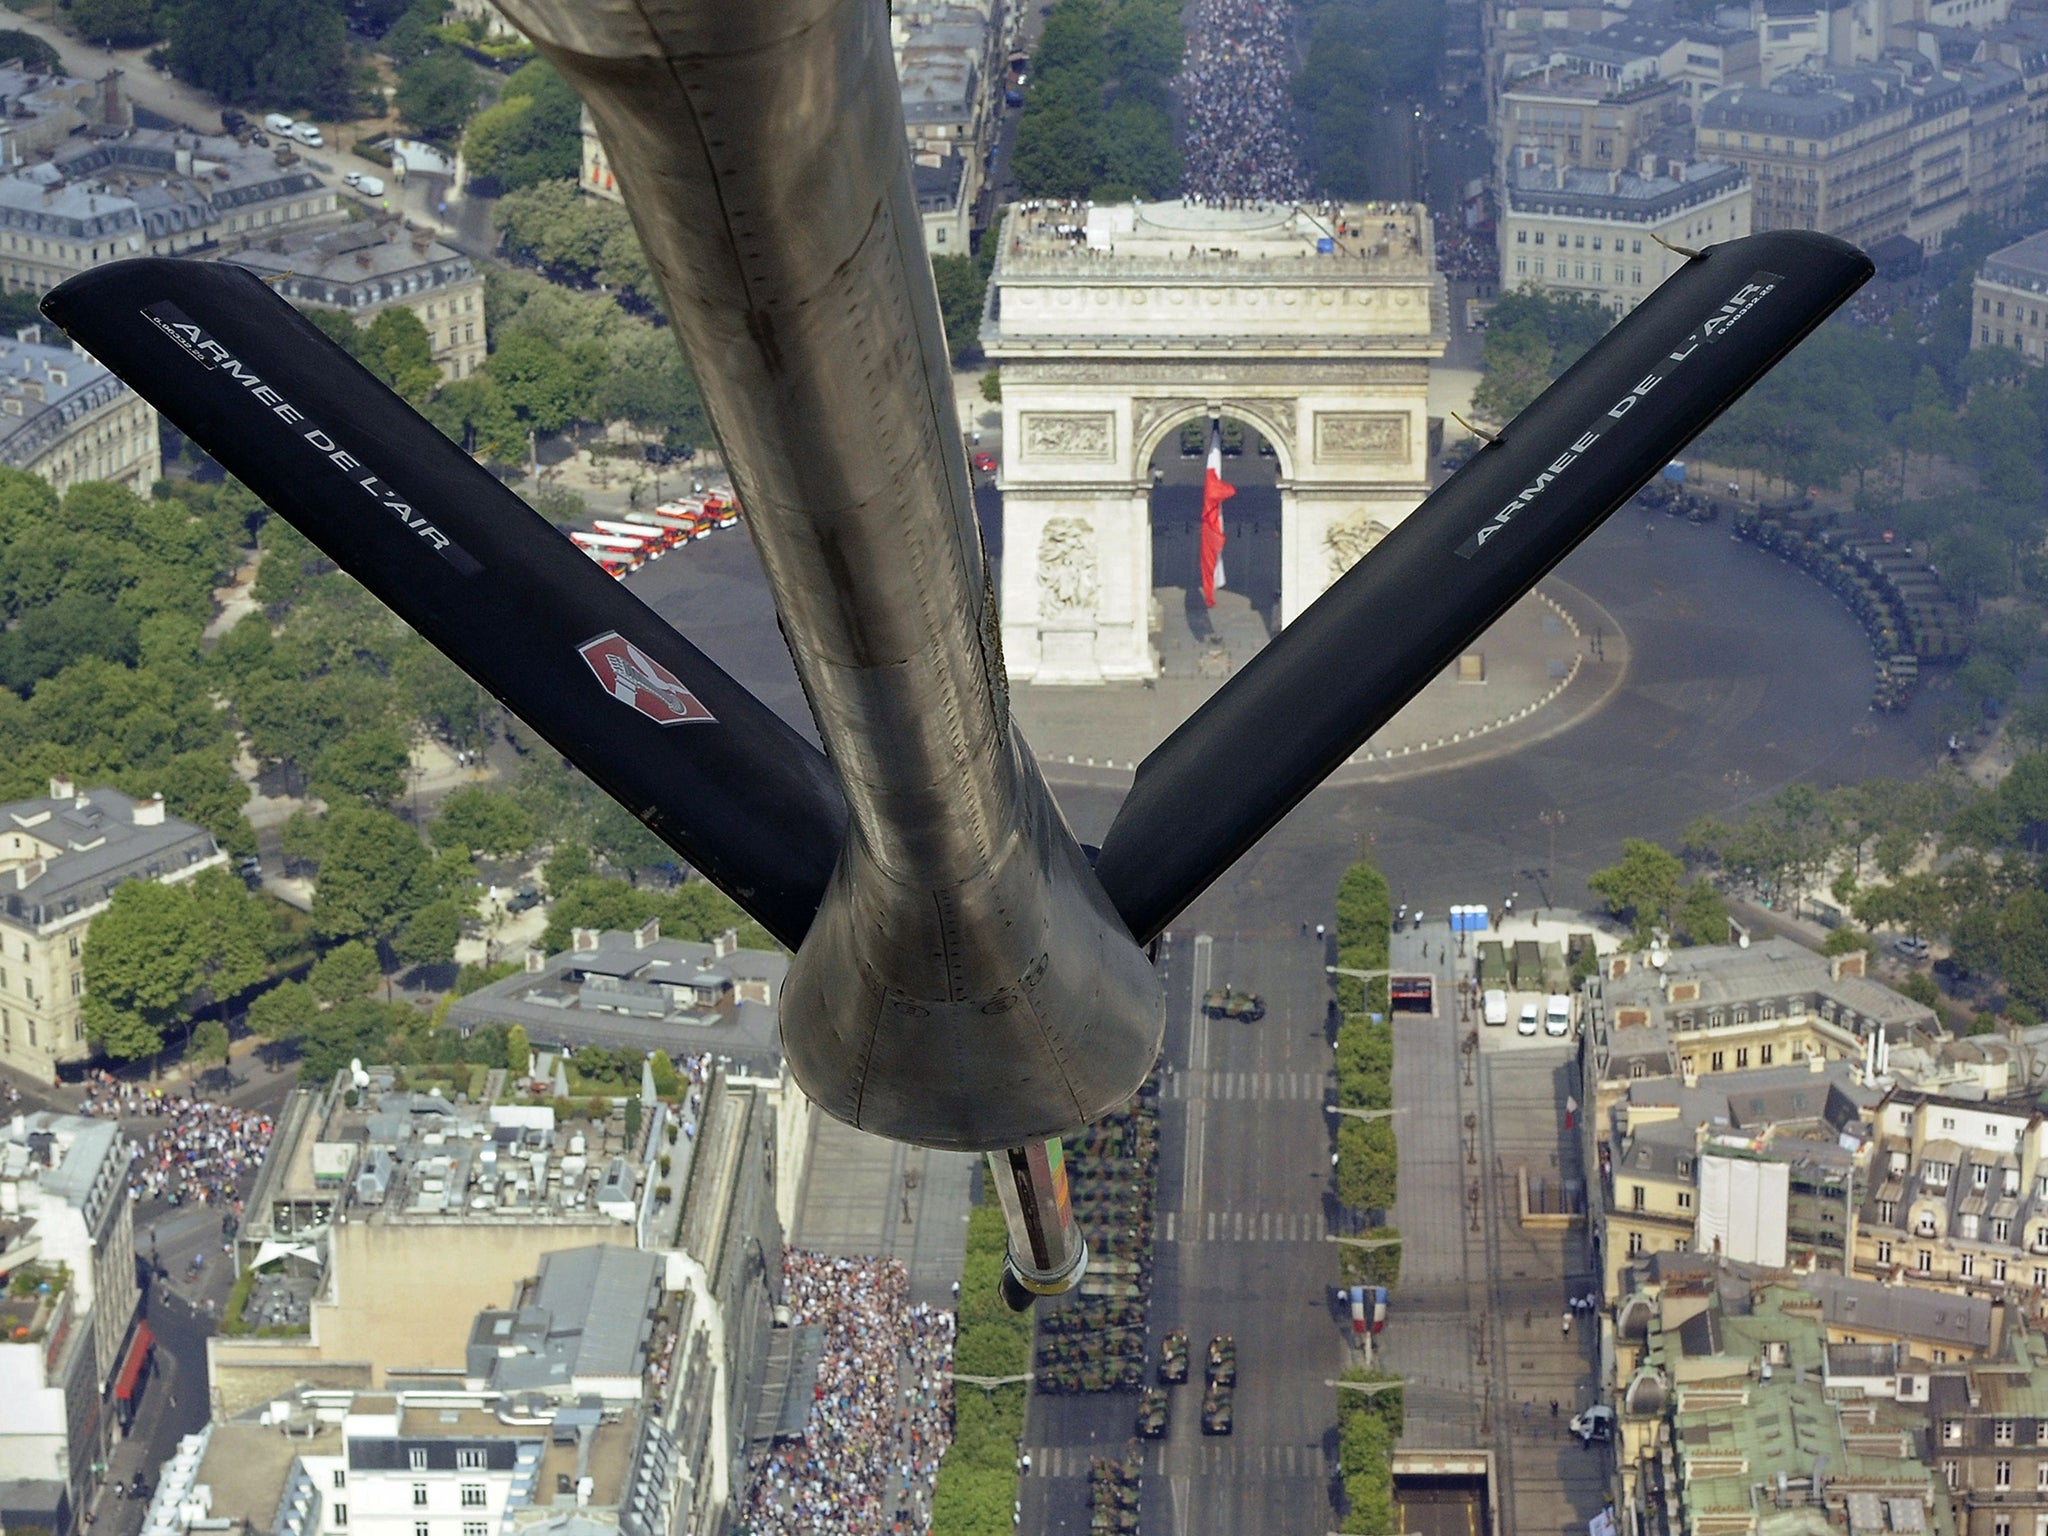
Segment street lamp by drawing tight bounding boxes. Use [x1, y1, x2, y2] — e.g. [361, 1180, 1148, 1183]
[1539, 809, 1566, 875]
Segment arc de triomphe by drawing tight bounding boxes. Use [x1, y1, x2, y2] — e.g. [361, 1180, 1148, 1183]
[984, 200, 1448, 684]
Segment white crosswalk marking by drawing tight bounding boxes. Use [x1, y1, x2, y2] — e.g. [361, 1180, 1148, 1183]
[1164, 1211, 1176, 1241]
[1163, 1211, 1327, 1242]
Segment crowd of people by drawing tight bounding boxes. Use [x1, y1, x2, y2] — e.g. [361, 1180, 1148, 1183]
[1178, 0, 1307, 204]
[739, 1252, 956, 1536]
[1433, 208, 1498, 282]
[76, 1072, 274, 1210]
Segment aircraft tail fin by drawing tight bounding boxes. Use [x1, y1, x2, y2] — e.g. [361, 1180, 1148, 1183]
[1092, 230, 1872, 943]
[42, 258, 847, 949]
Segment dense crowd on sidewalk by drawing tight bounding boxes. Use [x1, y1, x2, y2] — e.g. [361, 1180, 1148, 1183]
[1179, 0, 1307, 203]
[738, 1251, 956, 1536]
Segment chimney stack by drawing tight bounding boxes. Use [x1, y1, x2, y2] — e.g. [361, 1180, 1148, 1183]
[131, 793, 164, 827]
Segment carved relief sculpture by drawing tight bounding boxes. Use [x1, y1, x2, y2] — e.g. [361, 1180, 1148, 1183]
[1315, 412, 1409, 464]
[1324, 518, 1389, 583]
[1021, 412, 1115, 460]
[1037, 518, 1100, 618]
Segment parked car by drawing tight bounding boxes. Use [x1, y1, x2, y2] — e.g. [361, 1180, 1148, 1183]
[1544, 993, 1572, 1038]
[343, 172, 385, 196]
[1482, 988, 1508, 1027]
[1517, 1000, 1539, 1037]
[291, 122, 324, 147]
[249, 130, 271, 147]
[972, 451, 997, 474]
[264, 112, 294, 134]
[1570, 1405, 1616, 1444]
[220, 109, 246, 135]
[507, 887, 541, 914]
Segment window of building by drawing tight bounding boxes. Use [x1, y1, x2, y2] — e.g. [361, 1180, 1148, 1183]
[1759, 1044, 1774, 1065]
[332, 1510, 347, 1529]
[2037, 1463, 2048, 1490]
[1877, 1240, 1892, 1264]
[1999, 1421, 2017, 1445]
[1919, 1249, 1934, 1272]
[1994, 1219, 2012, 1243]
[415, 1524, 428, 1536]
[1516, 258, 1527, 275]
[1535, 260, 1545, 278]
[1632, 1185, 1645, 1211]
[1535, 231, 1546, 245]
[1976, 1163, 1993, 1189]
[1735, 1048, 1749, 1069]
[464, 1526, 487, 1536]
[1945, 1420, 1964, 1445]
[456, 1450, 486, 1472]
[1628, 1230, 1644, 1255]
[409, 1451, 428, 1473]
[66, 935, 77, 957]
[1517, 230, 1527, 243]
[413, 1485, 428, 1508]
[2037, 1268, 2048, 1289]
[1710, 1051, 1724, 1071]
[1678, 1190, 1692, 1210]
[1997, 1258, 2010, 1282]
[1962, 1252, 1977, 1277]
[460, 1488, 486, 1509]
[1962, 1214, 1980, 1240]
[333, 1472, 345, 1490]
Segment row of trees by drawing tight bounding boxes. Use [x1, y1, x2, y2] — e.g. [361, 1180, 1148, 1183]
[1294, 0, 1444, 199]
[1584, 746, 2048, 1025]
[1010, 0, 1182, 201]
[929, 1204, 1031, 1534]
[1332, 862, 1401, 1288]
[1336, 1372, 1405, 1534]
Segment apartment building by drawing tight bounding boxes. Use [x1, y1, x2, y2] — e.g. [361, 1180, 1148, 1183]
[0, 780, 227, 1080]
[1697, 63, 1973, 250]
[1593, 1059, 1879, 1298]
[1499, 154, 1751, 313]
[1971, 228, 2048, 362]
[0, 326, 159, 496]
[1497, 70, 1690, 178]
[223, 224, 488, 384]
[1853, 1087, 2048, 1300]
[0, 1114, 144, 1536]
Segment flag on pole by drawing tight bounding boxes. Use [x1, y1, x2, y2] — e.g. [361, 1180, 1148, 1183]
[1200, 420, 1235, 607]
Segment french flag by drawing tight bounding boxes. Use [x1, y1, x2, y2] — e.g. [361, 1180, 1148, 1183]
[1200, 419, 1234, 608]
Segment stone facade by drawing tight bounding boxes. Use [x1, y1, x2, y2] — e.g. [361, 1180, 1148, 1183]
[984, 200, 1447, 683]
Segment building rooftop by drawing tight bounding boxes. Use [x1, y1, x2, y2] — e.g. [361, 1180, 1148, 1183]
[446, 927, 786, 1073]
[0, 780, 222, 932]
[468, 1246, 662, 1394]
[1505, 158, 1747, 221]
[1980, 229, 2048, 293]
[1700, 64, 1963, 136]
[223, 222, 477, 310]
[999, 198, 1437, 277]
[1800, 1270, 1994, 1353]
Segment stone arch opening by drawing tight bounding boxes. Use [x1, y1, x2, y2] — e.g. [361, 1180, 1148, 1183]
[1140, 408, 1287, 665]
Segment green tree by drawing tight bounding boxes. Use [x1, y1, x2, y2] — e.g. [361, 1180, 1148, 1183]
[189, 867, 271, 1001]
[363, 308, 441, 404]
[309, 727, 412, 808]
[590, 323, 707, 446]
[422, 375, 526, 466]
[0, 29, 63, 68]
[1587, 839, 1688, 941]
[931, 255, 988, 363]
[431, 787, 536, 859]
[1677, 880, 1730, 946]
[1999, 890, 2048, 1012]
[188, 1017, 231, 1069]
[310, 805, 435, 943]
[393, 899, 461, 969]
[68, 0, 162, 46]
[394, 48, 482, 142]
[486, 330, 597, 436]
[82, 880, 205, 1060]
[506, 1022, 530, 1075]
[247, 979, 319, 1042]
[164, 0, 355, 116]
[461, 58, 581, 191]
[309, 939, 381, 1003]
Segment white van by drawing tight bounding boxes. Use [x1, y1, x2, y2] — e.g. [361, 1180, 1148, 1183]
[343, 172, 385, 197]
[1544, 993, 1572, 1037]
[291, 122, 325, 147]
[264, 113, 294, 134]
[1482, 989, 1508, 1027]
[1517, 1001, 1539, 1037]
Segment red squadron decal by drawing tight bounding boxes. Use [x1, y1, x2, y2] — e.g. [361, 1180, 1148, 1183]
[577, 632, 717, 726]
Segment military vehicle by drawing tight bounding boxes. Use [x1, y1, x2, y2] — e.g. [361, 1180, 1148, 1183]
[1202, 987, 1266, 1022]
[1201, 1382, 1235, 1435]
[1158, 1328, 1190, 1384]
[1207, 1333, 1237, 1388]
[1136, 1388, 1170, 1438]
